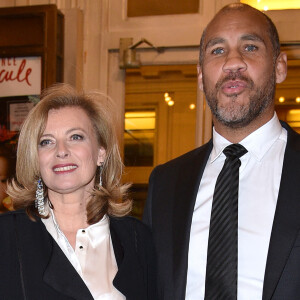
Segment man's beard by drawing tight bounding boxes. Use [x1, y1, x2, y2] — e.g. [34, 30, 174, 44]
[203, 69, 276, 129]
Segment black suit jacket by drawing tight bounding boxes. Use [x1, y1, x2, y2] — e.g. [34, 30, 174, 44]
[0, 210, 157, 300]
[143, 121, 300, 300]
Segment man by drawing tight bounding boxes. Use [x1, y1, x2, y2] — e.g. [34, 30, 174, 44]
[143, 3, 300, 300]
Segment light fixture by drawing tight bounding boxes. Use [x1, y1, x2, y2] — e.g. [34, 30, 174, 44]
[189, 103, 196, 110]
[263, 6, 268, 11]
[296, 97, 300, 103]
[164, 92, 174, 105]
[168, 100, 174, 106]
[279, 96, 285, 103]
[119, 38, 164, 69]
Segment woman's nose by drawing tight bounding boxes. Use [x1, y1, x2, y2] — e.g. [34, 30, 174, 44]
[56, 142, 70, 158]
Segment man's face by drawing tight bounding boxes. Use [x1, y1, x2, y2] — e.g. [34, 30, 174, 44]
[198, 8, 287, 129]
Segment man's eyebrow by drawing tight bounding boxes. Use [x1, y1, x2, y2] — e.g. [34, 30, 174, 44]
[240, 34, 265, 44]
[205, 37, 225, 51]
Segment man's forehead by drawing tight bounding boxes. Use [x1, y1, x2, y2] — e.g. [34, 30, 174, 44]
[204, 9, 269, 45]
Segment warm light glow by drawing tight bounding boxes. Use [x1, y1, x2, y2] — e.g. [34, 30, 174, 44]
[189, 103, 196, 110]
[125, 111, 156, 130]
[125, 111, 155, 118]
[241, 0, 300, 10]
[279, 97, 285, 103]
[168, 100, 175, 106]
[164, 92, 169, 97]
[296, 97, 300, 103]
[288, 109, 300, 115]
[165, 96, 171, 102]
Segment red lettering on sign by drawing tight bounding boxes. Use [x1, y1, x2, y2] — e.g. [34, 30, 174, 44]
[0, 58, 32, 86]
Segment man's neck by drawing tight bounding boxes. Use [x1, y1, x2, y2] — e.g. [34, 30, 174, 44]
[213, 112, 275, 143]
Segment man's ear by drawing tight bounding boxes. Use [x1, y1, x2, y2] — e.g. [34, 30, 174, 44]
[197, 64, 204, 91]
[275, 52, 287, 84]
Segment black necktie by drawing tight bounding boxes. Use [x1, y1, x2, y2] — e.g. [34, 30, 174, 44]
[204, 143, 248, 300]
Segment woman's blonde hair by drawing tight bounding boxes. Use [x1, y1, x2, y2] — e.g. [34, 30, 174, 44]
[7, 83, 131, 223]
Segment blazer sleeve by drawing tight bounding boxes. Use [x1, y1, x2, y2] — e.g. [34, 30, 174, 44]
[142, 166, 157, 228]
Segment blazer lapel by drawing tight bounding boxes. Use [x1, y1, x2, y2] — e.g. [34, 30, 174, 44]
[110, 220, 145, 299]
[262, 125, 300, 300]
[172, 140, 213, 298]
[43, 239, 93, 300]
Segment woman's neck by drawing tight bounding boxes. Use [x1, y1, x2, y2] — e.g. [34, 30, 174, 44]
[48, 192, 90, 248]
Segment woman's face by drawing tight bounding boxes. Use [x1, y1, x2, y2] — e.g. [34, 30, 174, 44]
[38, 107, 106, 198]
[0, 156, 9, 201]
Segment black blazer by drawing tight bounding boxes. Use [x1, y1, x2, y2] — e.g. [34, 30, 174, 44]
[0, 210, 157, 300]
[143, 121, 300, 300]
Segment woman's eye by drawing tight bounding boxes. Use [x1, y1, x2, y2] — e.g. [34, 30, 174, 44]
[212, 48, 224, 55]
[245, 45, 258, 52]
[39, 139, 52, 147]
[71, 134, 83, 141]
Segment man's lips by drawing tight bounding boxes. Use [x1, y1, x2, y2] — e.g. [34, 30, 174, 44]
[53, 164, 78, 173]
[221, 80, 248, 94]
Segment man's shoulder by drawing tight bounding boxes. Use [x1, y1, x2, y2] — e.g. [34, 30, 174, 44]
[154, 139, 212, 173]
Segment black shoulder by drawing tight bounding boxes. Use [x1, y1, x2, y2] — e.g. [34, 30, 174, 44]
[154, 139, 212, 172]
[110, 216, 152, 236]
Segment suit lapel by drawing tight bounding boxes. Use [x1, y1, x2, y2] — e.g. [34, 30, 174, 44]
[263, 125, 300, 300]
[43, 239, 94, 300]
[172, 141, 213, 298]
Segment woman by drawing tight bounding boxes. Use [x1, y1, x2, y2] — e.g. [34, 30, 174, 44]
[0, 84, 157, 300]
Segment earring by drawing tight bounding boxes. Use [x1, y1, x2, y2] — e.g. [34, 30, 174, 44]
[99, 162, 104, 187]
[35, 178, 47, 216]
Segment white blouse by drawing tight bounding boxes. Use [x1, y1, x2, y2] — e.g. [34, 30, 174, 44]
[42, 209, 126, 300]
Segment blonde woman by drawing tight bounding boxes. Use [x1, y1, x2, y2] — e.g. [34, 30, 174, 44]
[0, 84, 157, 300]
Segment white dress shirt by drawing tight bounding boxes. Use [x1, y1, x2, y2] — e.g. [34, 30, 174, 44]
[42, 210, 126, 300]
[186, 114, 287, 300]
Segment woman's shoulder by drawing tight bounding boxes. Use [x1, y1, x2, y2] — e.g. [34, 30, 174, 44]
[109, 216, 152, 239]
[0, 209, 38, 228]
[0, 209, 26, 221]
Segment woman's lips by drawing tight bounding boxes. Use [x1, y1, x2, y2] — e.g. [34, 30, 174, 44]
[52, 164, 78, 173]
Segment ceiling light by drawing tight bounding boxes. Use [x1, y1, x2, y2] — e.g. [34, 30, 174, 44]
[279, 97, 285, 103]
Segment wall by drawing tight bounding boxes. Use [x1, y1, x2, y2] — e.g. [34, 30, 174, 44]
[1, 0, 299, 147]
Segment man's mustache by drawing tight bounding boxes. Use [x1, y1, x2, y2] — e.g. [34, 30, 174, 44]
[216, 72, 254, 90]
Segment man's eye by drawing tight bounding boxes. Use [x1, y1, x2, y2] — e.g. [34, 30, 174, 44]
[245, 45, 258, 52]
[71, 134, 83, 141]
[212, 48, 224, 55]
[39, 139, 52, 146]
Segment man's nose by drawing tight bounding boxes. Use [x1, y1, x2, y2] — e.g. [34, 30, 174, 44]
[222, 50, 247, 74]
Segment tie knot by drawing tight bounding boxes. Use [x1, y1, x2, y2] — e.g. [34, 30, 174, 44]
[223, 143, 248, 159]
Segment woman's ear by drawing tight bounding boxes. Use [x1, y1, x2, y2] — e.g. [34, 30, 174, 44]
[97, 147, 106, 166]
[275, 52, 287, 84]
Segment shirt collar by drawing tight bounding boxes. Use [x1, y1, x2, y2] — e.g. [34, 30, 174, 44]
[211, 113, 284, 163]
[44, 204, 110, 248]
